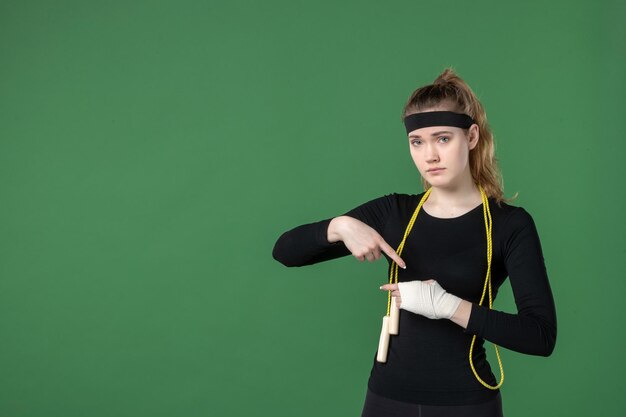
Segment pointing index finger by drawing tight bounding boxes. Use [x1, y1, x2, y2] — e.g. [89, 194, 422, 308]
[379, 240, 406, 269]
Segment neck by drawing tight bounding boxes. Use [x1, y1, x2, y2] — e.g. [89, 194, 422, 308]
[426, 174, 482, 208]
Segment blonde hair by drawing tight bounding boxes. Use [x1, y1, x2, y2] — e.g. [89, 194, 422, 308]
[401, 67, 517, 206]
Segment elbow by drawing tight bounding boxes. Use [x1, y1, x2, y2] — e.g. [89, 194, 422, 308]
[541, 314, 558, 357]
[272, 234, 300, 267]
[537, 339, 556, 357]
[516, 313, 557, 357]
[541, 331, 557, 357]
[272, 245, 296, 267]
[535, 322, 557, 357]
[521, 334, 555, 357]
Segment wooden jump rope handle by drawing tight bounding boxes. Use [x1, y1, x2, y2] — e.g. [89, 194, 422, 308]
[377, 296, 400, 363]
[389, 296, 399, 335]
[376, 315, 390, 363]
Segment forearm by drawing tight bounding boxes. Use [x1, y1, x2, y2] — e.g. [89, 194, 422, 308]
[450, 299, 555, 356]
[450, 299, 472, 329]
[463, 304, 557, 356]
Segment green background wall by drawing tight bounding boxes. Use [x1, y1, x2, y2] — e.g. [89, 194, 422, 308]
[1, 1, 624, 416]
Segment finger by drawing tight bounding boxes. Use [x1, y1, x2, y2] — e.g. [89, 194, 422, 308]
[379, 283, 398, 291]
[378, 240, 406, 269]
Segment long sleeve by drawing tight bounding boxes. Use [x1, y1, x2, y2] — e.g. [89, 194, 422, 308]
[272, 194, 395, 267]
[271, 217, 349, 267]
[464, 207, 557, 356]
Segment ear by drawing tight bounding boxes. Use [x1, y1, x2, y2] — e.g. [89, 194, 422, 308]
[467, 124, 479, 150]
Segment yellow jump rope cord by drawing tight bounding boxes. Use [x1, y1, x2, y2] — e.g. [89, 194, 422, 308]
[386, 185, 504, 390]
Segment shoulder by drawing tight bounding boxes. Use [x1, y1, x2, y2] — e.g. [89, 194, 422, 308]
[344, 192, 427, 218]
[389, 191, 427, 207]
[491, 200, 536, 231]
[358, 192, 424, 208]
[491, 201, 543, 256]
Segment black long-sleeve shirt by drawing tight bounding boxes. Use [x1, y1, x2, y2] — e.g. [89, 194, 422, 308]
[272, 192, 557, 406]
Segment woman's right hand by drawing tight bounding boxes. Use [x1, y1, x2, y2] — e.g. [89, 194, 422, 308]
[327, 216, 406, 269]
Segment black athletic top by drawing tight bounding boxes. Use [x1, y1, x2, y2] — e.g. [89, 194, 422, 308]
[272, 192, 557, 406]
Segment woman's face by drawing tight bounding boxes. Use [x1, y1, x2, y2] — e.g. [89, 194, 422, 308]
[407, 122, 479, 190]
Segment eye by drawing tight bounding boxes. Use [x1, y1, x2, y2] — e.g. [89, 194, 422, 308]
[410, 139, 422, 146]
[438, 136, 450, 143]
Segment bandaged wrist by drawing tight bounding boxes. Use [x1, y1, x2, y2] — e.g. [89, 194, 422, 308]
[397, 280, 462, 320]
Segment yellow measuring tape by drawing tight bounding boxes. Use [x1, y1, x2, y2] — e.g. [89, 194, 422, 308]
[386, 185, 504, 390]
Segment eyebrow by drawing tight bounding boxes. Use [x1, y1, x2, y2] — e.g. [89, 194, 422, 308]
[408, 130, 454, 139]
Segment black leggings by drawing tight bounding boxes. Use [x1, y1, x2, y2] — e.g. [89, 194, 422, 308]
[360, 387, 504, 417]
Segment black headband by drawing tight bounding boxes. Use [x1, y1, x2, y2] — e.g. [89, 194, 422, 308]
[403, 111, 475, 135]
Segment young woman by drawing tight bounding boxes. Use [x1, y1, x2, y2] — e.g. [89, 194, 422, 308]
[272, 68, 557, 417]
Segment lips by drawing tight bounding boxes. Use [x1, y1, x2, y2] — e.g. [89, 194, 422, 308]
[427, 168, 445, 172]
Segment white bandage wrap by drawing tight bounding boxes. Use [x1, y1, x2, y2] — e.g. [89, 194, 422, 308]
[397, 280, 462, 320]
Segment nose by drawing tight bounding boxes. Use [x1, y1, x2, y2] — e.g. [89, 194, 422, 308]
[425, 144, 439, 163]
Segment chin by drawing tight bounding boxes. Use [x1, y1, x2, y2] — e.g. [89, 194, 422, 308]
[425, 175, 447, 184]
[426, 177, 454, 189]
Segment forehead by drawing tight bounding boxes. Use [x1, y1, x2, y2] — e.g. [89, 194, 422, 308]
[407, 125, 461, 138]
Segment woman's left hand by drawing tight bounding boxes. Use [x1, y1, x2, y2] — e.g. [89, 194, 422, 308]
[380, 279, 461, 320]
